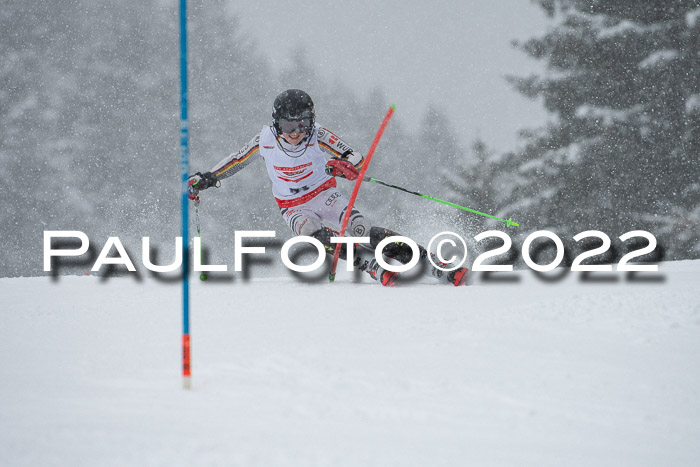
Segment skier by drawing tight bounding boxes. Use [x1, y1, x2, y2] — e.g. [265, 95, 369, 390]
[188, 89, 467, 286]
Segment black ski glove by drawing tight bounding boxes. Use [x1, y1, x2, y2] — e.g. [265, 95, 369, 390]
[187, 171, 218, 200]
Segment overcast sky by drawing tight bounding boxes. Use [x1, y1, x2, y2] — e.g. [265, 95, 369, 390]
[228, 0, 551, 152]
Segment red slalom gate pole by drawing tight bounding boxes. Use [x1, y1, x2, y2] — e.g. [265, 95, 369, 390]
[329, 105, 395, 282]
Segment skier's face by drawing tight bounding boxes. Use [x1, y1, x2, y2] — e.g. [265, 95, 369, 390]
[278, 117, 310, 145]
[281, 130, 306, 145]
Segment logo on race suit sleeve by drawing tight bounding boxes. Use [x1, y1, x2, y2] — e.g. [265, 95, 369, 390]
[240, 134, 262, 153]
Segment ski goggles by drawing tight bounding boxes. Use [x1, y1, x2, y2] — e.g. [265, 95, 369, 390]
[278, 118, 311, 134]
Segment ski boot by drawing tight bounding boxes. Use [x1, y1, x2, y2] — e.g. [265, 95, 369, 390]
[425, 252, 468, 286]
[447, 267, 468, 286]
[354, 248, 398, 286]
[370, 227, 467, 286]
[312, 227, 397, 286]
[367, 261, 399, 287]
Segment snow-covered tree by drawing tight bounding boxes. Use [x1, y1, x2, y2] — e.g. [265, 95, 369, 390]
[1, 1, 455, 276]
[505, 0, 700, 259]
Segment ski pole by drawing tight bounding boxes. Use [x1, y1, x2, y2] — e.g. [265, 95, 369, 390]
[329, 105, 396, 282]
[364, 177, 520, 228]
[192, 195, 208, 281]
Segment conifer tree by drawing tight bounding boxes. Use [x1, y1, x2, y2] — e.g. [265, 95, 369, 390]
[506, 0, 700, 258]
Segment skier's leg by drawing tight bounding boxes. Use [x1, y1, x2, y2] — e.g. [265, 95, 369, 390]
[280, 188, 367, 254]
[369, 227, 428, 264]
[280, 205, 323, 237]
[369, 226, 468, 286]
[281, 187, 370, 236]
[279, 189, 395, 285]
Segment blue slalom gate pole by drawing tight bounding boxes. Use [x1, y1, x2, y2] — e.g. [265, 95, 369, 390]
[179, 0, 191, 389]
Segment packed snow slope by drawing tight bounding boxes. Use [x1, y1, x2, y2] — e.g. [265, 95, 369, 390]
[1, 261, 699, 467]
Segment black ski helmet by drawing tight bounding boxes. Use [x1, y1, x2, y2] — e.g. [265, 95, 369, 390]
[272, 89, 315, 134]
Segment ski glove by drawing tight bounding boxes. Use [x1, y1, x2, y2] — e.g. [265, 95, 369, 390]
[325, 158, 360, 181]
[187, 171, 218, 200]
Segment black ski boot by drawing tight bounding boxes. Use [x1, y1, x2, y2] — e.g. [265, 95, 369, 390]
[312, 227, 397, 286]
[425, 251, 468, 286]
[354, 247, 398, 287]
[370, 227, 467, 286]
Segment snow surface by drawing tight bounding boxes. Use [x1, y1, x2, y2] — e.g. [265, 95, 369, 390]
[1, 262, 700, 466]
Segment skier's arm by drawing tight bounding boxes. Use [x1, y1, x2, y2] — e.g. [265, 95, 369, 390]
[210, 133, 262, 181]
[187, 133, 261, 199]
[318, 127, 364, 181]
[317, 127, 365, 169]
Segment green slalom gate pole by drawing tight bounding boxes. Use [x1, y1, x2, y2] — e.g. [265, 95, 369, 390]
[364, 177, 520, 228]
